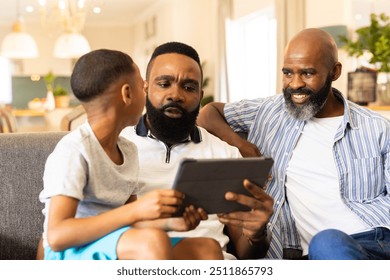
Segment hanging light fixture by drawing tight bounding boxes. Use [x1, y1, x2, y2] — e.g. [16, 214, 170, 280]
[39, 0, 91, 59]
[53, 32, 91, 58]
[1, 5, 39, 59]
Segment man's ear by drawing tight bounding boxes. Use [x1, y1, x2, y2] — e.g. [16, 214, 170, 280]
[121, 83, 132, 105]
[331, 62, 342, 81]
[143, 80, 148, 95]
[200, 89, 204, 102]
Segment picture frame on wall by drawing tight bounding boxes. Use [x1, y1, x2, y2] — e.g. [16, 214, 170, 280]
[144, 16, 156, 40]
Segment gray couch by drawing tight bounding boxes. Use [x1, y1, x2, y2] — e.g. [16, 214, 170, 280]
[0, 132, 67, 259]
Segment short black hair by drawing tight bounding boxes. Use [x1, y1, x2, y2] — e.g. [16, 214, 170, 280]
[145, 42, 203, 81]
[71, 49, 136, 102]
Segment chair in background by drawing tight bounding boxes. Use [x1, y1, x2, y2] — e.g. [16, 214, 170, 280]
[0, 107, 17, 133]
[60, 105, 86, 131]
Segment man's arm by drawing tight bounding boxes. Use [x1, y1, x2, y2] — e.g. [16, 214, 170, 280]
[198, 102, 244, 148]
[198, 102, 261, 157]
[225, 222, 270, 259]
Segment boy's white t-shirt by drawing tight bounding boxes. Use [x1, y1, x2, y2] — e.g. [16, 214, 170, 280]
[39, 122, 140, 248]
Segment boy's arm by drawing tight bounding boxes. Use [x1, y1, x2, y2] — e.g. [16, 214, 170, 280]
[47, 195, 139, 251]
[48, 190, 183, 252]
[198, 102, 261, 157]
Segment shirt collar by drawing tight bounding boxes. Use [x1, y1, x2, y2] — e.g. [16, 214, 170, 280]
[332, 88, 357, 130]
[330, 88, 360, 142]
[135, 114, 202, 143]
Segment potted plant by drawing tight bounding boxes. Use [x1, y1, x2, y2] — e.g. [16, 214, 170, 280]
[43, 71, 56, 110]
[53, 84, 70, 108]
[339, 13, 390, 104]
[44, 71, 70, 108]
[44, 71, 56, 92]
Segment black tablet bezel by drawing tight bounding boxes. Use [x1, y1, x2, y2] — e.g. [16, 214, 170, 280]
[172, 157, 273, 215]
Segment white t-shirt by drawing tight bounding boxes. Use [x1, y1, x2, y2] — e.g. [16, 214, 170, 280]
[121, 125, 242, 259]
[285, 116, 369, 255]
[40, 122, 140, 248]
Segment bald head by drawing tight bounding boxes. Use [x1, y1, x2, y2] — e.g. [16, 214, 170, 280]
[285, 28, 338, 69]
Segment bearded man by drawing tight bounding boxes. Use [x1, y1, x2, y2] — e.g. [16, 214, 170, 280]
[198, 28, 390, 260]
[121, 42, 274, 260]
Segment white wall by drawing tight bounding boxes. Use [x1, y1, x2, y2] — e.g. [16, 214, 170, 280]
[232, 0, 274, 19]
[129, 0, 215, 95]
[305, 0, 352, 95]
[306, 0, 351, 27]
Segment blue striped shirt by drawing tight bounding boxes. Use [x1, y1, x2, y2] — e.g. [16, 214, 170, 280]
[224, 89, 390, 259]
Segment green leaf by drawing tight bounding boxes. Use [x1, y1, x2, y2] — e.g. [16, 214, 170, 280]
[339, 13, 390, 72]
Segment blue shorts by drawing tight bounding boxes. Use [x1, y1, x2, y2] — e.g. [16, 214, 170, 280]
[44, 226, 183, 260]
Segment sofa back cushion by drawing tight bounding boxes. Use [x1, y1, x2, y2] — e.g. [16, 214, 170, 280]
[0, 132, 67, 259]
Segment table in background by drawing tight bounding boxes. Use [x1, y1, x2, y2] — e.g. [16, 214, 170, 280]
[12, 108, 74, 132]
[367, 105, 390, 120]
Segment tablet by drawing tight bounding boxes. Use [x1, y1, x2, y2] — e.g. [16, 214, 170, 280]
[172, 157, 274, 215]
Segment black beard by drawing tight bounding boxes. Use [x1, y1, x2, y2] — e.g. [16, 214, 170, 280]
[283, 75, 333, 121]
[145, 97, 200, 145]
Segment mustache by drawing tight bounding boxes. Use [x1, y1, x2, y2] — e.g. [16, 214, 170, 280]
[161, 102, 185, 112]
[284, 87, 313, 95]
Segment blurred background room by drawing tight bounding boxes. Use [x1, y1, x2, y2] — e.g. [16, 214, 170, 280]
[1, 0, 390, 132]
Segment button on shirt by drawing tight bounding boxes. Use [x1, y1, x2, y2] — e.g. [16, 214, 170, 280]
[224, 89, 390, 259]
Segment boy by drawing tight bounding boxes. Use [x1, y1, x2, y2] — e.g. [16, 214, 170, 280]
[39, 49, 223, 260]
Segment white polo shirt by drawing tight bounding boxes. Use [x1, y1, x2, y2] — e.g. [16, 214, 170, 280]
[121, 115, 242, 259]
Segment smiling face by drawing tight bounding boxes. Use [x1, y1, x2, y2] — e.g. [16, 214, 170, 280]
[145, 52, 203, 144]
[281, 29, 340, 120]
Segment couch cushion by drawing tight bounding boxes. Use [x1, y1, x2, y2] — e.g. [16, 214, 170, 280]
[0, 132, 67, 259]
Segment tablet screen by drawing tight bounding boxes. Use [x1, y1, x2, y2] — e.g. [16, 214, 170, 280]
[172, 157, 273, 215]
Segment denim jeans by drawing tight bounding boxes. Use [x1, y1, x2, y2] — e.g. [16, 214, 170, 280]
[308, 227, 390, 260]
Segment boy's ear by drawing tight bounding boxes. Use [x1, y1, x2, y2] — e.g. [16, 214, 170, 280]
[121, 84, 132, 105]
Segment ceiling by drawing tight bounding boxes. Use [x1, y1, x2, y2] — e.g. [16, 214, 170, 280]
[0, 0, 162, 27]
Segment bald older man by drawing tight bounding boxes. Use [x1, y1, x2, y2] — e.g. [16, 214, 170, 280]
[198, 28, 390, 260]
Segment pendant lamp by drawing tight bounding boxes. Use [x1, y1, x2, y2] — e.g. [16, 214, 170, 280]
[53, 32, 91, 59]
[1, 17, 39, 59]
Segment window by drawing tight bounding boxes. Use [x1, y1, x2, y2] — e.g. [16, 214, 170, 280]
[226, 6, 277, 102]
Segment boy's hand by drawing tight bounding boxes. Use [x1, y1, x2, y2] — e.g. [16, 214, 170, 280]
[165, 206, 208, 231]
[134, 189, 184, 220]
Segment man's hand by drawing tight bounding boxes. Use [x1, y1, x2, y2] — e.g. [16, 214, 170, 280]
[218, 179, 273, 244]
[237, 140, 262, 158]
